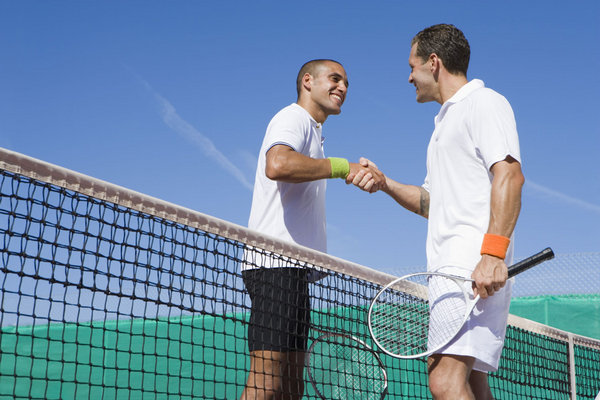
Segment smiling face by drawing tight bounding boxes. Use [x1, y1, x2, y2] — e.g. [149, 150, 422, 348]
[298, 60, 348, 123]
[408, 43, 438, 104]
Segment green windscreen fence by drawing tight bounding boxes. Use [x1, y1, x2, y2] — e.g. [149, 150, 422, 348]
[0, 315, 250, 399]
[2, 310, 598, 399]
[510, 294, 600, 340]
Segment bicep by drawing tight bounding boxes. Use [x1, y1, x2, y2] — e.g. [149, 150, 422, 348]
[488, 156, 525, 234]
[490, 156, 523, 181]
[265, 144, 296, 179]
[265, 144, 330, 182]
[266, 144, 295, 163]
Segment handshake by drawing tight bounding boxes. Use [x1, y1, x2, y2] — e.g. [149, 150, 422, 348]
[346, 157, 386, 194]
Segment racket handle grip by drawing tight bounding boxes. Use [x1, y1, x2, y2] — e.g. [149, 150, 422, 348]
[508, 247, 554, 277]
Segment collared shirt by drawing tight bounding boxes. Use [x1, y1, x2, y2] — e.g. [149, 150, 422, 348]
[245, 103, 327, 269]
[423, 79, 521, 271]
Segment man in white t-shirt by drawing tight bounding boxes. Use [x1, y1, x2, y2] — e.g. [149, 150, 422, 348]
[240, 59, 384, 400]
[353, 25, 524, 399]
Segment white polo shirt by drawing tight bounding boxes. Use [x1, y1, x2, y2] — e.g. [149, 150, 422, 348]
[245, 103, 327, 270]
[423, 79, 521, 272]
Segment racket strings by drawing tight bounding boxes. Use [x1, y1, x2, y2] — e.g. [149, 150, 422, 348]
[370, 274, 471, 357]
[370, 290, 430, 355]
[308, 335, 386, 400]
[427, 276, 470, 351]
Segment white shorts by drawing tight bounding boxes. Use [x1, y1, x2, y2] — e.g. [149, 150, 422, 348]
[428, 266, 512, 372]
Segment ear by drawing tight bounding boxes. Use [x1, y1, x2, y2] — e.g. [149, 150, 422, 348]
[429, 53, 443, 74]
[302, 73, 312, 92]
[427, 53, 438, 73]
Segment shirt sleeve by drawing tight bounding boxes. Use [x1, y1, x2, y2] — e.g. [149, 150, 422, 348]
[263, 107, 307, 154]
[422, 173, 430, 193]
[469, 90, 521, 170]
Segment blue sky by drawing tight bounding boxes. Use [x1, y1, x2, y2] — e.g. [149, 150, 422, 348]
[1, 0, 599, 272]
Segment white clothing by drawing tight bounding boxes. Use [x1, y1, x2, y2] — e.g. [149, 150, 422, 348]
[429, 266, 513, 372]
[423, 79, 521, 272]
[422, 79, 521, 371]
[245, 103, 327, 270]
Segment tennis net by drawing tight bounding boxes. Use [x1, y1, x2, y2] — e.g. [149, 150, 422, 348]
[0, 147, 598, 399]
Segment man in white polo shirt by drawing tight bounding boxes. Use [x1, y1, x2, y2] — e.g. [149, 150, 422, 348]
[240, 59, 383, 400]
[353, 25, 524, 399]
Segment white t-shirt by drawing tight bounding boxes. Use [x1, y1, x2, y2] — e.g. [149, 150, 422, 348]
[245, 103, 327, 270]
[423, 79, 521, 272]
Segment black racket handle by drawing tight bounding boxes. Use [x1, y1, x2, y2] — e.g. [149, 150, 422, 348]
[508, 247, 554, 278]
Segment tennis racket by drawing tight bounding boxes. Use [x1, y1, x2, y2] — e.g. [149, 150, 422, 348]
[306, 332, 388, 400]
[367, 247, 554, 359]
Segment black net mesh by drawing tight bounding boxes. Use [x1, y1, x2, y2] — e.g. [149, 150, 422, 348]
[1, 167, 598, 399]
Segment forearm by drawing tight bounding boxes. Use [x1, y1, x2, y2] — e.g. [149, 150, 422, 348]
[473, 165, 523, 297]
[473, 158, 524, 298]
[382, 177, 429, 218]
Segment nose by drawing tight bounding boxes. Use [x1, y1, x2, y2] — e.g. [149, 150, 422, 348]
[408, 73, 414, 84]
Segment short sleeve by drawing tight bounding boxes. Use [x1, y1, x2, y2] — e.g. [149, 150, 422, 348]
[469, 90, 521, 170]
[422, 173, 430, 193]
[263, 107, 308, 154]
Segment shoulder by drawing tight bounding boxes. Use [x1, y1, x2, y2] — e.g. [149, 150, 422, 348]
[271, 103, 310, 124]
[468, 85, 511, 108]
[267, 104, 312, 137]
[463, 86, 514, 121]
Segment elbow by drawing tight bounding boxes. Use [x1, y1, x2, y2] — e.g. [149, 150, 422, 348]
[265, 164, 279, 180]
[516, 169, 525, 190]
[518, 173, 525, 190]
[507, 170, 525, 198]
[265, 157, 286, 181]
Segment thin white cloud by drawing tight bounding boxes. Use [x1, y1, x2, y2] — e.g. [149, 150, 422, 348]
[236, 148, 257, 169]
[137, 75, 254, 191]
[526, 180, 600, 214]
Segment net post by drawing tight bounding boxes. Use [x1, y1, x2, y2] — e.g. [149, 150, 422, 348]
[568, 332, 577, 400]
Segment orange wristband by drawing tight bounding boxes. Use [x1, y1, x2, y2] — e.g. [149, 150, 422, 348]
[480, 233, 510, 259]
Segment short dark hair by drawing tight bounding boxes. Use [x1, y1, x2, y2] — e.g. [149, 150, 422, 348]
[296, 59, 343, 97]
[411, 24, 470, 76]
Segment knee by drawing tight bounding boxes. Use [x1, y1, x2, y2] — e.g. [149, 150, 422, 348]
[428, 373, 450, 400]
[428, 354, 474, 399]
[242, 372, 282, 400]
[245, 354, 285, 397]
[428, 366, 467, 400]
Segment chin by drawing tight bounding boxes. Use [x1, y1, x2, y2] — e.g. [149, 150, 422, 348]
[416, 94, 431, 103]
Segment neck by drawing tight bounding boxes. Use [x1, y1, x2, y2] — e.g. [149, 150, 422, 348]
[438, 73, 469, 104]
[296, 99, 327, 124]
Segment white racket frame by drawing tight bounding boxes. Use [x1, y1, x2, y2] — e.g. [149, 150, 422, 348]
[367, 271, 479, 359]
[306, 331, 389, 400]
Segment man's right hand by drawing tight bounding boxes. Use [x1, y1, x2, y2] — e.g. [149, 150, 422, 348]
[346, 157, 386, 193]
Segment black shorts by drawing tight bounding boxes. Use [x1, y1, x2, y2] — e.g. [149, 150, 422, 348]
[242, 267, 310, 352]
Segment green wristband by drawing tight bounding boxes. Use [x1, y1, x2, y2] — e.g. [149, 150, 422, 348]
[328, 157, 350, 179]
